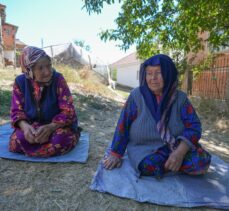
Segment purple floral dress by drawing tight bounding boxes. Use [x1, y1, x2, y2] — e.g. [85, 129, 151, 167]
[9, 74, 79, 157]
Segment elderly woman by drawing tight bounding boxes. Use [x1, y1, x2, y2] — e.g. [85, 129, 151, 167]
[103, 54, 211, 178]
[9, 46, 79, 157]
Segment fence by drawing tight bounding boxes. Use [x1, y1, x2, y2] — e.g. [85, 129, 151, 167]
[191, 56, 229, 100]
[42, 43, 112, 84]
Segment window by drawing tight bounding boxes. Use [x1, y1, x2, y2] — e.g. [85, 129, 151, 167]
[5, 28, 11, 36]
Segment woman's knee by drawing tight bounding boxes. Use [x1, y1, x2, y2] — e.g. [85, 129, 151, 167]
[50, 128, 78, 149]
[138, 153, 167, 177]
[9, 130, 25, 153]
[180, 148, 211, 175]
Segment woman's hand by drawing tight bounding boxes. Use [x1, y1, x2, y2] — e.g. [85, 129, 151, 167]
[34, 125, 50, 144]
[164, 150, 185, 172]
[18, 120, 36, 144]
[34, 123, 60, 144]
[164, 141, 190, 172]
[103, 154, 122, 170]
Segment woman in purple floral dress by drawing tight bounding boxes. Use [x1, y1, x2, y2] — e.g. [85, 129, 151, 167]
[9, 46, 79, 157]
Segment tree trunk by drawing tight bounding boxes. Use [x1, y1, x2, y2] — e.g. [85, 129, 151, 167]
[183, 67, 192, 95]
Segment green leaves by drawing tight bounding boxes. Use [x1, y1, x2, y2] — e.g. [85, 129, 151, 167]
[83, 0, 121, 14]
[83, 0, 229, 59]
[74, 39, 91, 51]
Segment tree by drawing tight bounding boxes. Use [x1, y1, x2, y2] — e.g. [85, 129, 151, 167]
[83, 0, 229, 59]
[74, 39, 91, 51]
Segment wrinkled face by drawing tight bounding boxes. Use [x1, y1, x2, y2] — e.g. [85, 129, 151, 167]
[32, 57, 52, 83]
[145, 65, 164, 95]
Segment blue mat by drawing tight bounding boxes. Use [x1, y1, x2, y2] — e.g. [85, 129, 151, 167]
[0, 123, 89, 163]
[90, 153, 229, 209]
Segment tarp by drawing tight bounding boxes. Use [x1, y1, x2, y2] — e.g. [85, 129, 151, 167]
[0, 123, 89, 163]
[43, 42, 112, 83]
[90, 153, 229, 209]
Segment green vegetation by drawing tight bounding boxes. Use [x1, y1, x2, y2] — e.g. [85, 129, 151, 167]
[74, 39, 91, 51]
[191, 55, 215, 79]
[0, 65, 126, 124]
[0, 89, 11, 117]
[191, 97, 229, 120]
[84, 0, 229, 59]
[111, 68, 117, 81]
[53, 64, 81, 83]
[0, 68, 21, 81]
[114, 87, 130, 99]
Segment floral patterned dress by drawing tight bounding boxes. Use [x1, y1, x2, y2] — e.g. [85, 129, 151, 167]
[9, 74, 79, 157]
[110, 94, 211, 178]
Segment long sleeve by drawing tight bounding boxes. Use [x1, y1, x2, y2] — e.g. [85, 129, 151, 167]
[52, 75, 77, 126]
[177, 98, 202, 148]
[110, 94, 138, 157]
[10, 82, 28, 127]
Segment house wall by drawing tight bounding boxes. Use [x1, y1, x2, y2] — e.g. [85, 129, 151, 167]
[2, 24, 17, 50]
[4, 50, 14, 62]
[117, 63, 140, 88]
[16, 43, 26, 67]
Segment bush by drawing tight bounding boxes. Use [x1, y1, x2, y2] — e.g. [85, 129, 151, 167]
[111, 69, 117, 81]
[0, 89, 11, 117]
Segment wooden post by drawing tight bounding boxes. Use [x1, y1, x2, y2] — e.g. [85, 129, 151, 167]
[88, 55, 92, 70]
[184, 67, 189, 94]
[183, 65, 193, 95]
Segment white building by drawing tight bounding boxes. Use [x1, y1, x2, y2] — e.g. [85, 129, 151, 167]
[110, 52, 142, 88]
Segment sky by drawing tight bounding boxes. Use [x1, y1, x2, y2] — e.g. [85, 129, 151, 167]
[0, 0, 136, 64]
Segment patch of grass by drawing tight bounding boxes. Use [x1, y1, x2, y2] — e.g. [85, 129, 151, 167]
[114, 84, 132, 99]
[0, 68, 21, 81]
[191, 97, 229, 119]
[53, 64, 81, 83]
[73, 92, 118, 111]
[72, 92, 120, 124]
[111, 68, 117, 81]
[0, 89, 11, 117]
[0, 64, 124, 123]
[114, 89, 130, 99]
[54, 65, 117, 100]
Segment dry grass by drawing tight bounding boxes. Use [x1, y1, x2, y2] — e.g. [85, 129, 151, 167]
[0, 99, 221, 211]
[0, 67, 21, 81]
[191, 96, 229, 135]
[0, 65, 228, 211]
[54, 64, 81, 83]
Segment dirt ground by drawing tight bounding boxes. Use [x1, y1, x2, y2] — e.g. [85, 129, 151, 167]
[0, 80, 228, 211]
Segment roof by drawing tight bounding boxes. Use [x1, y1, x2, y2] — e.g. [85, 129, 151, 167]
[0, 4, 6, 9]
[16, 39, 27, 46]
[110, 52, 141, 68]
[4, 22, 18, 29]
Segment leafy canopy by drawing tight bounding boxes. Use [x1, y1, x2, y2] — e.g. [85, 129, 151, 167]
[83, 0, 229, 59]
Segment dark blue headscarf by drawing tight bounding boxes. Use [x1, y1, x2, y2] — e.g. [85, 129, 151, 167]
[139, 54, 178, 123]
